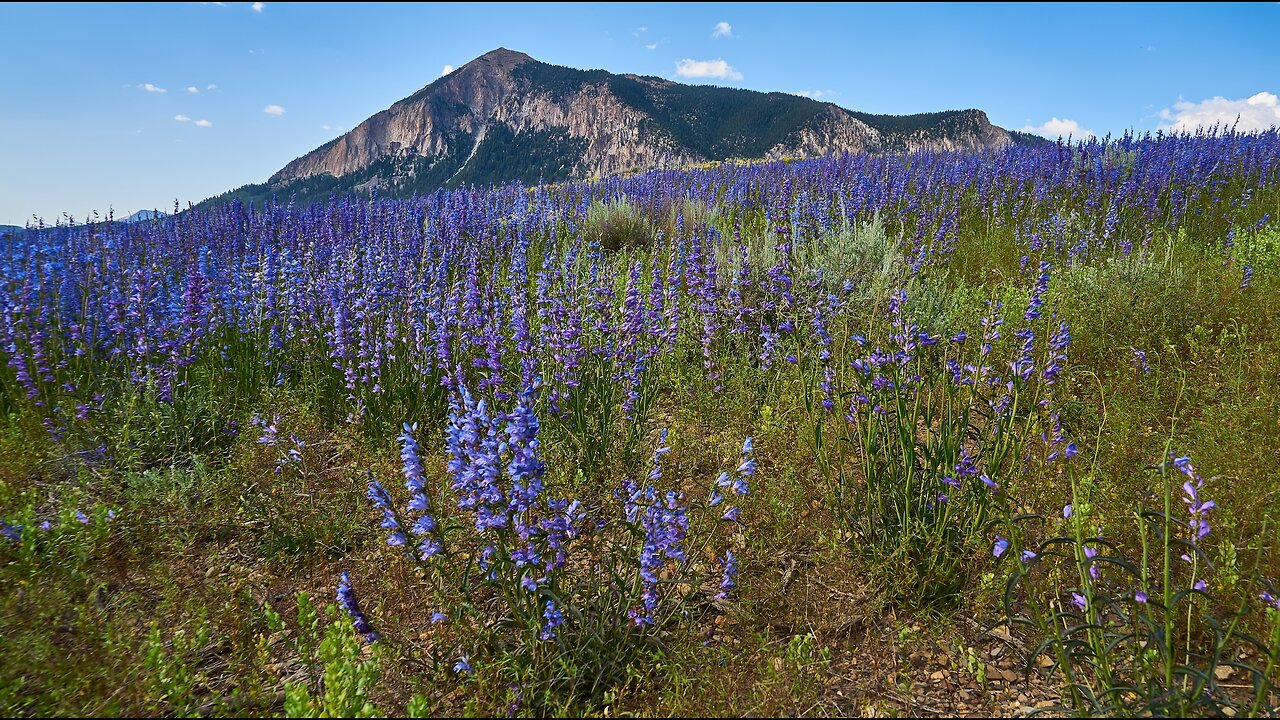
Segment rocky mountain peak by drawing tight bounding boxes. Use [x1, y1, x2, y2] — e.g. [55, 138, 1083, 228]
[241, 49, 1025, 207]
[470, 47, 534, 69]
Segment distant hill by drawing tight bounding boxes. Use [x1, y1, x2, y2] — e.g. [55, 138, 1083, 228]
[205, 48, 1030, 207]
[0, 225, 23, 237]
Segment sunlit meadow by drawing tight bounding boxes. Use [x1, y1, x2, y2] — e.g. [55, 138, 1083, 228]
[2, 130, 1279, 716]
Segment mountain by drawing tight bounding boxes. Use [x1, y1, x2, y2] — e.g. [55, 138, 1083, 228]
[0, 225, 23, 237]
[208, 48, 1026, 207]
[124, 209, 167, 223]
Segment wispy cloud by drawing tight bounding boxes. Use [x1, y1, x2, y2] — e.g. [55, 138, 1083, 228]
[645, 43, 658, 51]
[712, 21, 732, 38]
[186, 86, 200, 94]
[1020, 117, 1095, 140]
[251, 2, 264, 12]
[321, 124, 345, 132]
[632, 26, 648, 38]
[675, 58, 742, 82]
[1157, 91, 1280, 133]
[175, 115, 213, 127]
[206, 84, 219, 91]
[792, 89, 834, 100]
[263, 104, 285, 116]
[441, 64, 455, 76]
[140, 83, 167, 94]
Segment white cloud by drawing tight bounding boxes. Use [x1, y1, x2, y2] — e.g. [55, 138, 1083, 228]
[675, 58, 742, 82]
[645, 43, 658, 50]
[441, 64, 455, 76]
[175, 115, 212, 128]
[206, 84, 218, 91]
[322, 124, 345, 132]
[632, 26, 647, 37]
[174, 114, 191, 122]
[1157, 91, 1280, 133]
[263, 104, 285, 116]
[140, 83, 167, 94]
[193, 119, 213, 128]
[251, 2, 264, 12]
[186, 86, 200, 94]
[792, 89, 834, 100]
[712, 21, 732, 38]
[1020, 117, 1096, 140]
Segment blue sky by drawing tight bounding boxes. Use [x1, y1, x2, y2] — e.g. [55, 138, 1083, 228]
[2, 2, 1278, 225]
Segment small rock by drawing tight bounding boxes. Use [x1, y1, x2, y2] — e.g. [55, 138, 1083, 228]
[1214, 665, 1235, 680]
[929, 670, 945, 681]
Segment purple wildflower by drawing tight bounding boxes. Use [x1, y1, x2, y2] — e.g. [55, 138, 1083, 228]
[715, 549, 738, 600]
[1130, 346, 1150, 374]
[993, 536, 1010, 558]
[540, 600, 564, 641]
[336, 572, 380, 643]
[0, 521, 20, 541]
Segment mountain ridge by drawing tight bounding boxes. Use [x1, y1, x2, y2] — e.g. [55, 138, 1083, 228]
[209, 48, 1036, 207]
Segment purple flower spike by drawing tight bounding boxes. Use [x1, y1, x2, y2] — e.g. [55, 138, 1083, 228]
[336, 572, 380, 643]
[715, 549, 739, 600]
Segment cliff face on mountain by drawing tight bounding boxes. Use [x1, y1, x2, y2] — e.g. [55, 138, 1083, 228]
[211, 48, 1020, 206]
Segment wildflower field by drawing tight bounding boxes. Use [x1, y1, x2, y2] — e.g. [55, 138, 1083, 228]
[2, 131, 1280, 716]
